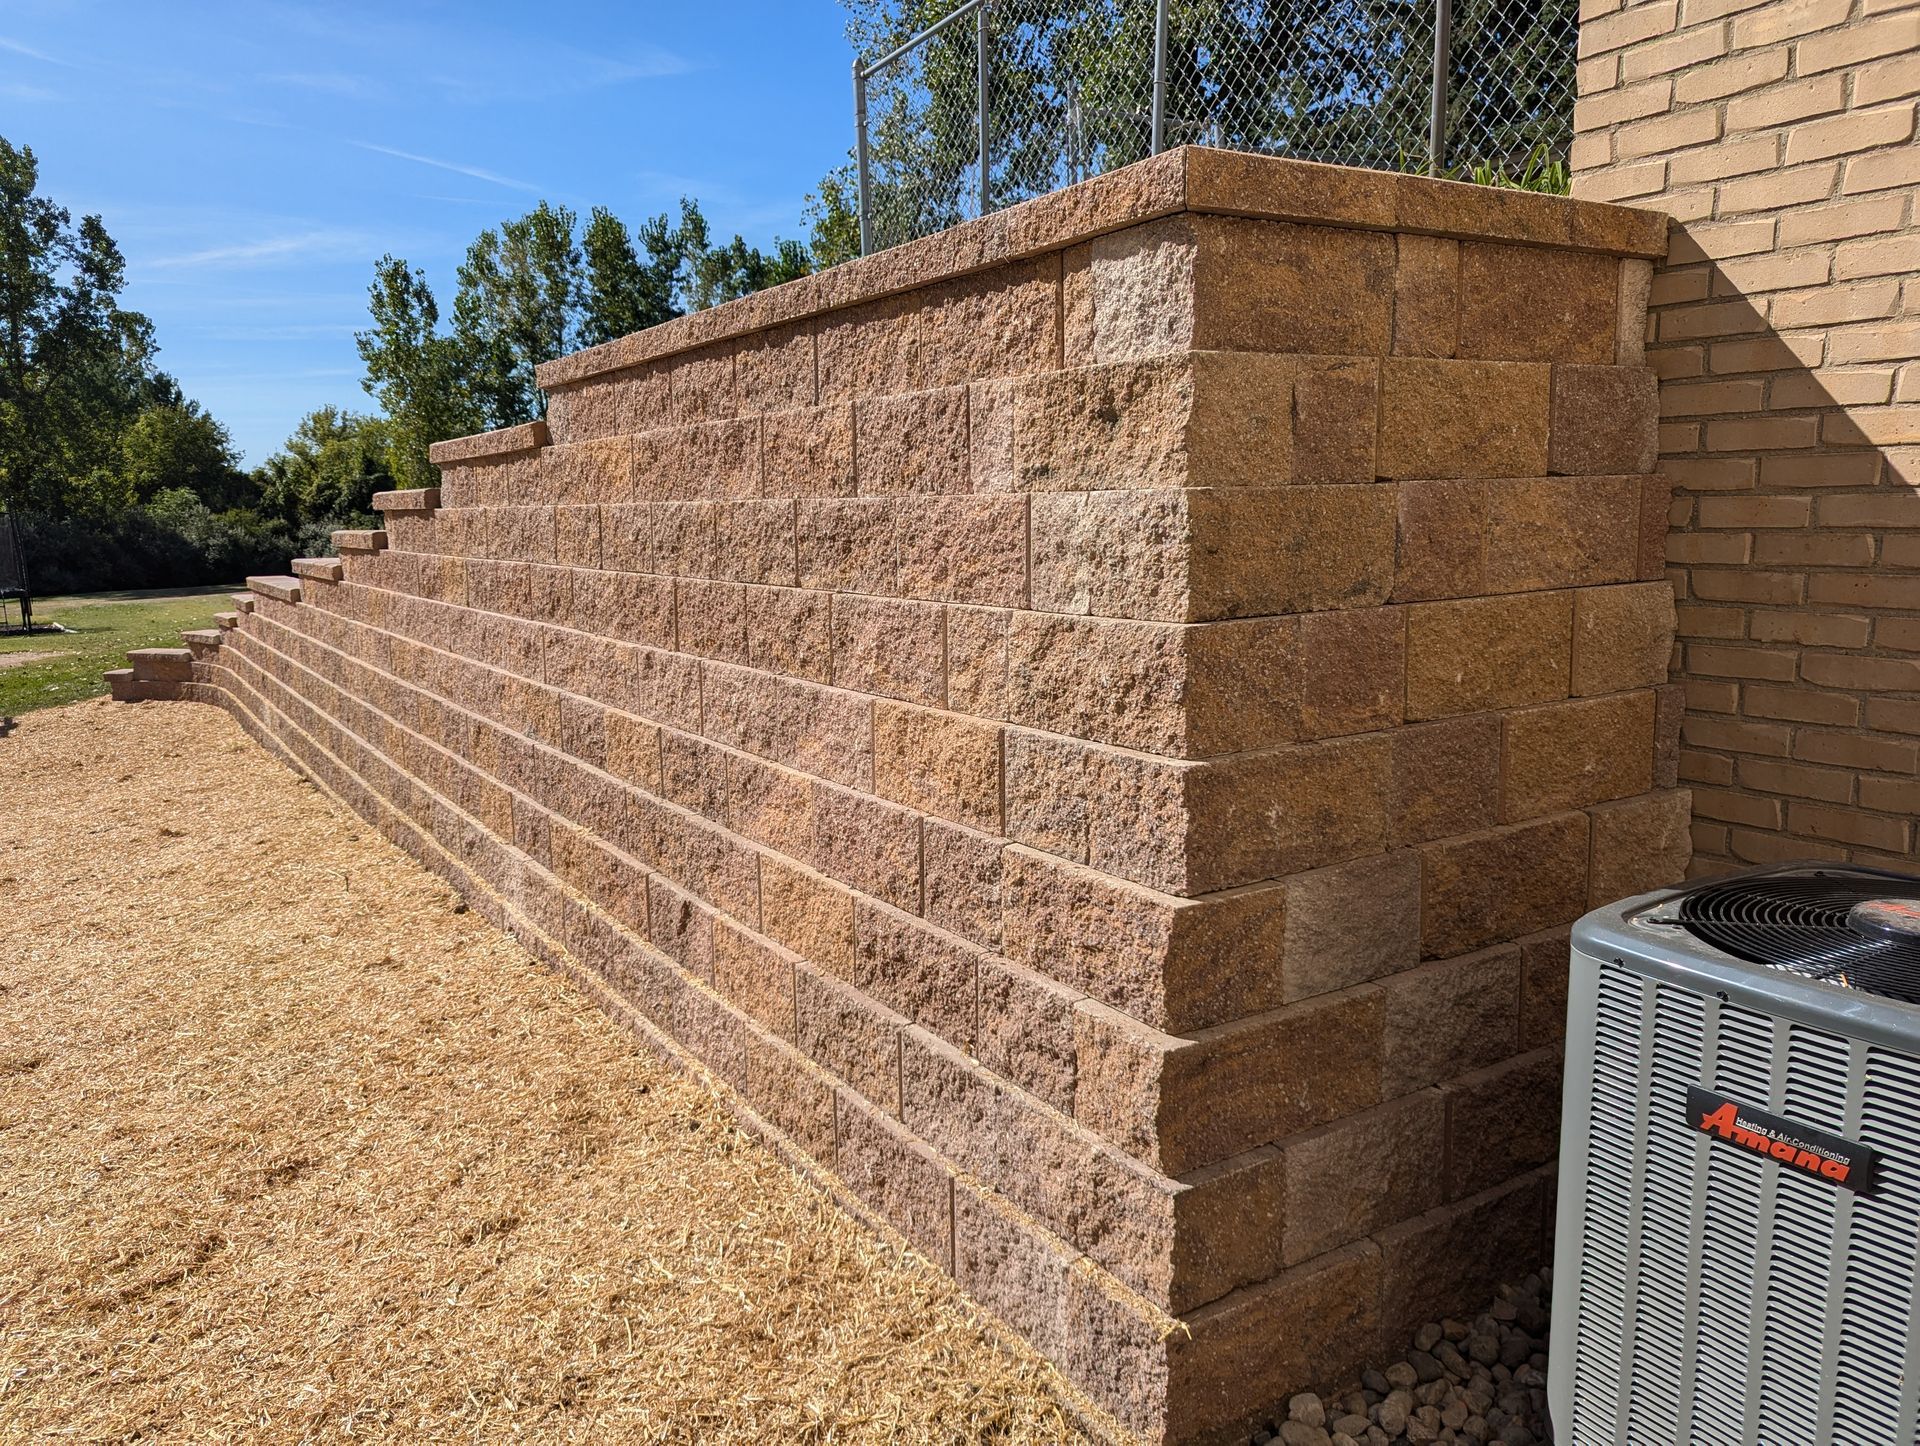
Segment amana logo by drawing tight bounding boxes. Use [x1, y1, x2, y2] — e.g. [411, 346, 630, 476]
[1685, 1086, 1879, 1195]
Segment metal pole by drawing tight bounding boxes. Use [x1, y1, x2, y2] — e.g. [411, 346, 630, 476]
[1151, 0, 1168, 154]
[1429, 0, 1451, 176]
[977, 1, 990, 216]
[854, 58, 872, 256]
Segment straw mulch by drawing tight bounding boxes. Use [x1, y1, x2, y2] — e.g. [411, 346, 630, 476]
[0, 697, 1089, 1443]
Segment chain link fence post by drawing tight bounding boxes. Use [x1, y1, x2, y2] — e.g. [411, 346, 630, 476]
[854, 57, 872, 256]
[978, 1, 991, 215]
[1151, 0, 1168, 155]
[1429, 0, 1453, 176]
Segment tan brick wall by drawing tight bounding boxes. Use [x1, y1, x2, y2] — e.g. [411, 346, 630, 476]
[124, 148, 1676, 1444]
[1576, 0, 1920, 872]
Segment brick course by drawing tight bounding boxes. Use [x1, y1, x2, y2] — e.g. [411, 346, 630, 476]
[116, 147, 1676, 1443]
[1579, 0, 1920, 873]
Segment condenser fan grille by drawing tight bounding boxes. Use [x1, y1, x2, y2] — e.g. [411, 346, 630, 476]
[1676, 866, 1920, 1006]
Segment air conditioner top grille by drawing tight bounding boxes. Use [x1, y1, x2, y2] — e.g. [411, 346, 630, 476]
[1675, 864, 1920, 1007]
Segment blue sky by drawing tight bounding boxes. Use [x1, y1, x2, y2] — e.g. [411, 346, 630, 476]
[0, 1, 852, 464]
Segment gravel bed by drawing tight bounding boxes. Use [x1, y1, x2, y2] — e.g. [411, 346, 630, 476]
[1252, 1269, 1556, 1446]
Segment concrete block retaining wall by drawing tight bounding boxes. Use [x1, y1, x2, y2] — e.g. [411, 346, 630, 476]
[116, 146, 1682, 1443]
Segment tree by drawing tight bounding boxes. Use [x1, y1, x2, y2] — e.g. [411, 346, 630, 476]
[356, 256, 476, 491]
[451, 200, 579, 427]
[580, 205, 678, 346]
[804, 166, 862, 269]
[119, 400, 249, 510]
[252, 407, 395, 527]
[0, 135, 161, 517]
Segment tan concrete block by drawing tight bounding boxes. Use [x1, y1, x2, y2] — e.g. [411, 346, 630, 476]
[759, 855, 855, 972]
[853, 385, 967, 494]
[795, 962, 903, 1115]
[945, 604, 1009, 719]
[1001, 846, 1288, 1032]
[1291, 356, 1381, 484]
[796, 497, 896, 593]
[923, 255, 1060, 385]
[1503, 691, 1656, 820]
[1196, 486, 1399, 622]
[712, 920, 797, 1039]
[1405, 590, 1574, 720]
[1090, 215, 1200, 361]
[744, 585, 833, 685]
[811, 783, 921, 914]
[1420, 812, 1592, 958]
[1380, 944, 1523, 1094]
[924, 817, 1004, 953]
[763, 403, 855, 497]
[1458, 242, 1618, 363]
[978, 955, 1079, 1115]
[545, 363, 670, 442]
[834, 1088, 954, 1270]
[1375, 1172, 1549, 1350]
[894, 494, 1028, 608]
[1278, 1090, 1449, 1264]
[1549, 365, 1660, 475]
[852, 899, 977, 1050]
[1589, 788, 1693, 905]
[873, 701, 1003, 832]
[1061, 241, 1094, 367]
[1378, 357, 1551, 478]
[1202, 732, 1395, 888]
[1519, 926, 1574, 1048]
[673, 578, 748, 663]
[816, 291, 922, 403]
[735, 319, 816, 413]
[734, 1035, 835, 1176]
[1282, 851, 1422, 1002]
[1004, 730, 1091, 862]
[727, 752, 815, 861]
[1171, 1241, 1386, 1443]
[668, 341, 738, 423]
[1012, 352, 1294, 492]
[1574, 581, 1674, 696]
[1443, 1048, 1562, 1201]
[1394, 478, 1488, 603]
[1394, 233, 1459, 358]
[830, 593, 944, 707]
[1298, 606, 1406, 739]
[1483, 474, 1637, 595]
[1030, 489, 1194, 621]
[1190, 215, 1396, 356]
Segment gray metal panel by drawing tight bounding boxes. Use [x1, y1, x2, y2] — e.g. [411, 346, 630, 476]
[1551, 891, 1920, 1446]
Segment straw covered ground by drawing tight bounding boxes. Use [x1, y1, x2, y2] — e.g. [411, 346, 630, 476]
[0, 697, 1087, 1443]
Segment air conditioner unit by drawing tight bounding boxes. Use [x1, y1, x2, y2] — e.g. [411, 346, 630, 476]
[1548, 862, 1920, 1446]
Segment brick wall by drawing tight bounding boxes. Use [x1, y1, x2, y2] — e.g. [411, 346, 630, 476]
[1574, 0, 1920, 872]
[117, 147, 1679, 1443]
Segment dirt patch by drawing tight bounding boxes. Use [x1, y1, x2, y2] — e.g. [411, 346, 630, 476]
[0, 696, 1086, 1443]
[0, 650, 69, 669]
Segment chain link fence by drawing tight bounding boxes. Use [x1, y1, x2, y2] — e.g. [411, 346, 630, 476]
[853, 0, 1576, 254]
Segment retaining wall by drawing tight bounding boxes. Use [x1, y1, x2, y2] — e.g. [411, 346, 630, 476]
[114, 146, 1683, 1443]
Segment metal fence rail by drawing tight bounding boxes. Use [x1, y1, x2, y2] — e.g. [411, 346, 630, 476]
[853, 0, 1576, 255]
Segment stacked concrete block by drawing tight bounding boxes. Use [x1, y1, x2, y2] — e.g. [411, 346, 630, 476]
[114, 147, 1682, 1442]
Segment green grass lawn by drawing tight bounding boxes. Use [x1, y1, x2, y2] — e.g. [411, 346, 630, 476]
[0, 586, 237, 717]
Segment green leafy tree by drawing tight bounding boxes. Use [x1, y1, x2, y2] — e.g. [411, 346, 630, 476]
[804, 166, 862, 270]
[119, 400, 250, 510]
[356, 256, 476, 491]
[452, 200, 579, 427]
[252, 407, 395, 528]
[0, 135, 161, 517]
[581, 205, 679, 346]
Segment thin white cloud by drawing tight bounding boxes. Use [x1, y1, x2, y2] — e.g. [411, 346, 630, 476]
[146, 230, 368, 269]
[349, 140, 540, 194]
[266, 70, 375, 99]
[0, 81, 57, 101]
[0, 35, 74, 66]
